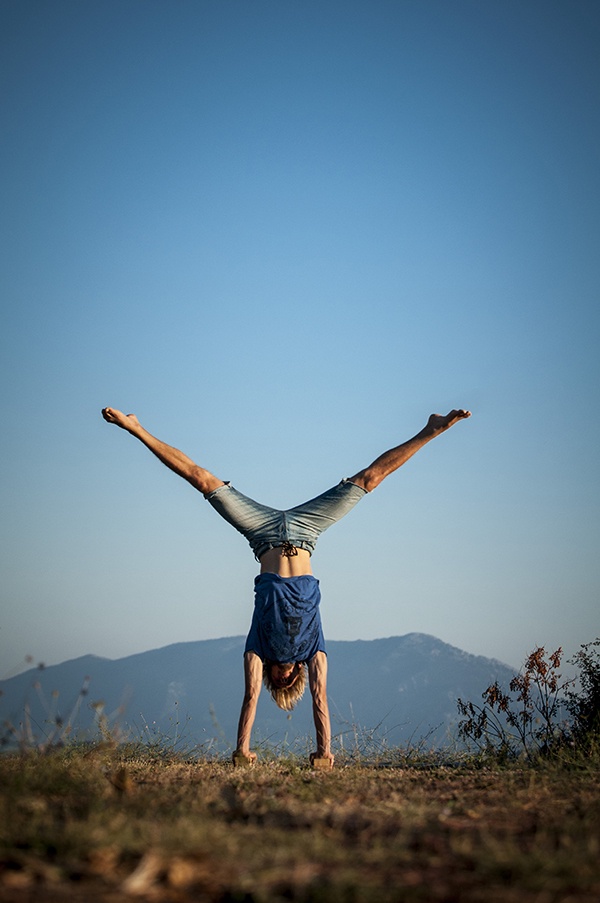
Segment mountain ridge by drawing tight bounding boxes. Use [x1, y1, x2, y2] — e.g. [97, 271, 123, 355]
[0, 633, 516, 751]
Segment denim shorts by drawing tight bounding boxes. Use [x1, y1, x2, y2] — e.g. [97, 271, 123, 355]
[205, 479, 367, 560]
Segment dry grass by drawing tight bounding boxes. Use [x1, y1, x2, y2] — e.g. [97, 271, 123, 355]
[1, 746, 599, 902]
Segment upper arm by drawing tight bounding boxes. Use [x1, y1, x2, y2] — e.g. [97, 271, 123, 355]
[243, 651, 263, 701]
[308, 651, 328, 701]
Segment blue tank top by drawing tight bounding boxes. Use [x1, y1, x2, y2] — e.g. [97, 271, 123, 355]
[244, 573, 326, 663]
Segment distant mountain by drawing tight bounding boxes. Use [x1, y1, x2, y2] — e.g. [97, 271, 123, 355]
[0, 634, 515, 752]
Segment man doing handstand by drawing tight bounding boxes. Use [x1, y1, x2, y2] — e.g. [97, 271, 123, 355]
[102, 406, 471, 766]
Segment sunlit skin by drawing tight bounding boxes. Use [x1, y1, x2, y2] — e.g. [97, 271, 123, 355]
[102, 406, 471, 766]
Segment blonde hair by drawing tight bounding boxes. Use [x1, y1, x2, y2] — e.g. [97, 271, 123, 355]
[263, 661, 307, 711]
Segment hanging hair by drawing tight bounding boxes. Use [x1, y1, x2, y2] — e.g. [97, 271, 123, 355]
[263, 661, 307, 711]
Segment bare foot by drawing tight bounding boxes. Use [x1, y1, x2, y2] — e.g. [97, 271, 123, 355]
[427, 409, 471, 434]
[101, 407, 141, 432]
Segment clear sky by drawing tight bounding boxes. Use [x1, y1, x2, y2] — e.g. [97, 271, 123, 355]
[1, 0, 599, 678]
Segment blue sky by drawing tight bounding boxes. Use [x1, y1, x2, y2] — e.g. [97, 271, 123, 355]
[1, 0, 598, 678]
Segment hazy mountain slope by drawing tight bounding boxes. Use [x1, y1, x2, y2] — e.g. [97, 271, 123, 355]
[0, 634, 515, 751]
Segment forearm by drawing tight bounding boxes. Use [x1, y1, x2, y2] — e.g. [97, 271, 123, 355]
[235, 652, 263, 755]
[312, 696, 332, 755]
[308, 652, 332, 755]
[236, 695, 259, 754]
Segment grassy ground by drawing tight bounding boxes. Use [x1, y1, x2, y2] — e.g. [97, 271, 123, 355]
[1, 746, 599, 902]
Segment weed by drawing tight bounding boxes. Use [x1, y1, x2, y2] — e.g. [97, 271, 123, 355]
[0, 667, 131, 754]
[565, 638, 600, 747]
[457, 639, 600, 764]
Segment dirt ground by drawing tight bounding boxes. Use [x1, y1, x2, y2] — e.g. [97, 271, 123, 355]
[1, 751, 599, 902]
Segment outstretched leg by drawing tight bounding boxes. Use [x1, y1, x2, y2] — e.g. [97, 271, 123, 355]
[350, 409, 471, 492]
[101, 408, 224, 496]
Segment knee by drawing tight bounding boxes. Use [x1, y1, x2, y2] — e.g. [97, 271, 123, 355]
[189, 466, 222, 496]
[350, 469, 381, 493]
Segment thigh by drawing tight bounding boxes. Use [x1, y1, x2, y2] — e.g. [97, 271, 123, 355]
[205, 484, 282, 537]
[287, 480, 367, 535]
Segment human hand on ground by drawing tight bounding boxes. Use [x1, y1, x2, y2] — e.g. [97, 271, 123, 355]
[310, 751, 335, 768]
[232, 749, 257, 764]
